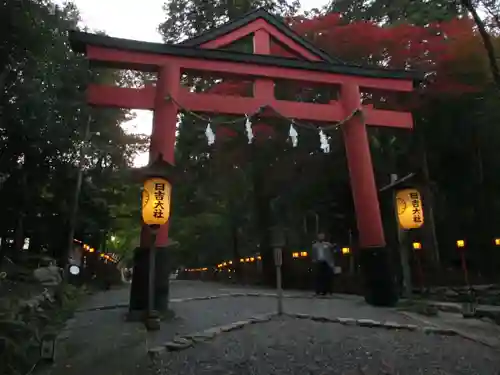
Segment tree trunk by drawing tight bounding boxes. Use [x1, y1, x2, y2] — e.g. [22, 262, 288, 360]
[13, 171, 27, 256]
[462, 0, 500, 90]
[230, 219, 242, 281]
[251, 147, 274, 286]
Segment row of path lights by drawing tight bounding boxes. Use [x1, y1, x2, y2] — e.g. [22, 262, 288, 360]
[193, 237, 499, 301]
[71, 238, 119, 276]
[411, 238, 500, 317]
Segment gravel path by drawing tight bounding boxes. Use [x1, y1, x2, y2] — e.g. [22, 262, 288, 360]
[149, 294, 422, 348]
[45, 281, 500, 375]
[153, 317, 500, 375]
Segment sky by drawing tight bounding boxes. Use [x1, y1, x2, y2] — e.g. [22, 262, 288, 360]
[60, 0, 326, 166]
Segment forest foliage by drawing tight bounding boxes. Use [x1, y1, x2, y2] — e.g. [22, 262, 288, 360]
[2, 0, 500, 279]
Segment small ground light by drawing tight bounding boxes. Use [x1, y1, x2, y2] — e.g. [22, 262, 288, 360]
[240, 258, 244, 263]
[300, 251, 308, 257]
[257, 255, 262, 260]
[495, 238, 500, 246]
[342, 247, 350, 255]
[250, 257, 255, 262]
[412, 242, 422, 250]
[292, 252, 299, 258]
[228, 260, 233, 265]
[245, 258, 250, 262]
[456, 240, 465, 248]
[69, 265, 80, 275]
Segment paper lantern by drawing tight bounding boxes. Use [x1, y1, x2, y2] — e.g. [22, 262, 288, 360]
[395, 188, 424, 229]
[142, 177, 171, 226]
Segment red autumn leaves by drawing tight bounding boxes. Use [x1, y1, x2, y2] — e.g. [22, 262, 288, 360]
[206, 12, 488, 141]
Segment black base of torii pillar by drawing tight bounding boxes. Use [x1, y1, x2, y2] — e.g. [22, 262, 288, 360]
[127, 243, 175, 319]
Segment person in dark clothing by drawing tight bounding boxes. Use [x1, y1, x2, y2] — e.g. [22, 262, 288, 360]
[311, 233, 335, 296]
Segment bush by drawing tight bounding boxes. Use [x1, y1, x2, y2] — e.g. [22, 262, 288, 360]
[0, 283, 86, 375]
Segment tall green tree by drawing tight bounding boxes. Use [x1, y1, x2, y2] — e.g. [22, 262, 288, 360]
[0, 0, 147, 266]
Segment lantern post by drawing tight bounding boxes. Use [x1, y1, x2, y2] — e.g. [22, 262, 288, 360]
[395, 184, 419, 297]
[412, 242, 425, 293]
[136, 154, 176, 330]
[456, 239, 477, 317]
[342, 247, 354, 274]
[456, 239, 469, 289]
[380, 173, 422, 301]
[394, 186, 424, 298]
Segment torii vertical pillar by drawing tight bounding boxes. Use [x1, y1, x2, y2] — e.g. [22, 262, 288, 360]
[341, 83, 398, 306]
[129, 64, 180, 315]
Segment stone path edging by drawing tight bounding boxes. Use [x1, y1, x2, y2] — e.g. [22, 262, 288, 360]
[76, 303, 129, 313]
[148, 313, 277, 357]
[78, 292, 343, 312]
[399, 311, 500, 350]
[147, 312, 462, 357]
[169, 291, 345, 303]
[286, 313, 457, 335]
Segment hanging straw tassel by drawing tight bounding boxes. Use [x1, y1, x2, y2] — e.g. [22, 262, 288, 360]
[205, 123, 215, 145]
[319, 129, 329, 153]
[289, 124, 298, 147]
[245, 115, 254, 144]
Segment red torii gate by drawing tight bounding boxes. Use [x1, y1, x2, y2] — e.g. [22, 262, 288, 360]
[70, 8, 422, 306]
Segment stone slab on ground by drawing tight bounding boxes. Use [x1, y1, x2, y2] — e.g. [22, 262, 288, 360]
[151, 317, 500, 375]
[284, 296, 421, 326]
[401, 310, 500, 349]
[427, 300, 500, 314]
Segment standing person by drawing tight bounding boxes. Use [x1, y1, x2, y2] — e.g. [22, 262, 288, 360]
[311, 233, 335, 296]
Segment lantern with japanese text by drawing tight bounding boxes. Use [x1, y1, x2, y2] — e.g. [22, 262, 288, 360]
[395, 188, 424, 229]
[142, 177, 171, 226]
[134, 154, 176, 228]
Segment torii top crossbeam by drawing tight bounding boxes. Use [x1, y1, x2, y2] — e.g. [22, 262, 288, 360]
[69, 8, 423, 250]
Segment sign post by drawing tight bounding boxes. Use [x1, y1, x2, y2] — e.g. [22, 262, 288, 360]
[274, 247, 283, 315]
[271, 226, 286, 315]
